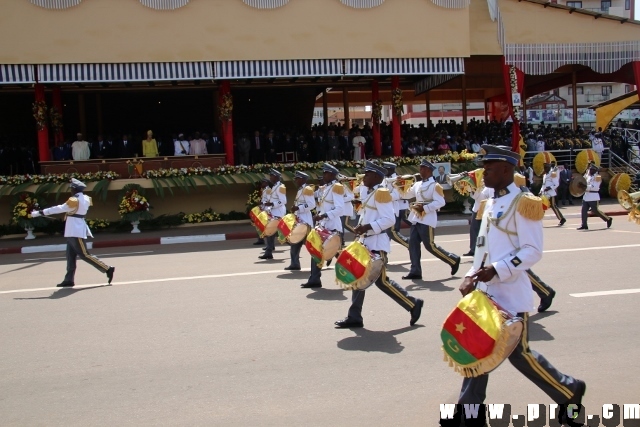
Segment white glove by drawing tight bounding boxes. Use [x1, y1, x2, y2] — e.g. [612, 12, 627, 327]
[31, 210, 42, 218]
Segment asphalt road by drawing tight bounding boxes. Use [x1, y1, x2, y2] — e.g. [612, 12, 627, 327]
[1, 217, 639, 426]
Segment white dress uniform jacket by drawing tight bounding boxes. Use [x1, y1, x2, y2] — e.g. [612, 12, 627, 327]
[582, 173, 602, 202]
[342, 184, 355, 218]
[43, 193, 93, 238]
[317, 181, 345, 231]
[267, 181, 287, 218]
[402, 177, 445, 228]
[471, 186, 492, 213]
[542, 170, 559, 197]
[357, 185, 395, 253]
[293, 185, 316, 226]
[469, 182, 542, 314]
[260, 186, 271, 209]
[384, 174, 402, 216]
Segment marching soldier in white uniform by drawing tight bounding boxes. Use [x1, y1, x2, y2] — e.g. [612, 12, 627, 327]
[253, 178, 272, 246]
[541, 163, 566, 226]
[31, 179, 115, 287]
[445, 146, 585, 427]
[301, 164, 345, 288]
[401, 159, 461, 280]
[260, 169, 287, 260]
[335, 161, 423, 328]
[474, 178, 557, 313]
[340, 175, 356, 245]
[382, 162, 410, 248]
[577, 163, 612, 230]
[285, 171, 316, 270]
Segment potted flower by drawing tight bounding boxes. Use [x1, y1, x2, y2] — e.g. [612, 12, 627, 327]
[117, 184, 152, 233]
[11, 192, 48, 239]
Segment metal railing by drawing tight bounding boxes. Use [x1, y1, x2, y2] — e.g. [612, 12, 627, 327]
[525, 147, 638, 192]
[583, 6, 610, 13]
[610, 151, 639, 193]
[611, 127, 640, 146]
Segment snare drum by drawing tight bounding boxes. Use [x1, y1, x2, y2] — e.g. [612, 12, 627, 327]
[441, 290, 523, 378]
[305, 226, 341, 266]
[263, 215, 280, 237]
[288, 218, 311, 244]
[334, 241, 384, 291]
[251, 208, 271, 237]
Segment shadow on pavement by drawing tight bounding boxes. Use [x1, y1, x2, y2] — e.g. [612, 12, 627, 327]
[0, 262, 45, 274]
[276, 271, 309, 280]
[527, 318, 556, 342]
[406, 277, 457, 293]
[305, 288, 348, 301]
[14, 285, 108, 300]
[336, 325, 424, 354]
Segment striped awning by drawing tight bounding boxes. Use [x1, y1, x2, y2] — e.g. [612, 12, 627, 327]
[345, 58, 464, 76]
[340, 0, 385, 8]
[214, 59, 343, 79]
[36, 62, 213, 83]
[30, 0, 82, 9]
[504, 41, 640, 75]
[139, 0, 190, 10]
[430, 0, 470, 8]
[242, 0, 289, 8]
[414, 74, 460, 96]
[0, 64, 35, 84]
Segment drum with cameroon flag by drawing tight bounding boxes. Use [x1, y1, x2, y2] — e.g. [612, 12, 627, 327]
[334, 241, 383, 291]
[441, 290, 524, 378]
[276, 213, 297, 244]
[249, 206, 270, 237]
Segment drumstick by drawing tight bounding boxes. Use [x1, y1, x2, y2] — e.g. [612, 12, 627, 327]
[473, 253, 488, 289]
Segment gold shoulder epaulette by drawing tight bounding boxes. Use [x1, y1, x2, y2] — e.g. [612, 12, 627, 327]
[66, 197, 79, 208]
[517, 193, 544, 221]
[279, 184, 287, 194]
[434, 183, 444, 197]
[333, 183, 345, 195]
[595, 175, 602, 182]
[265, 188, 272, 195]
[514, 173, 526, 188]
[303, 186, 314, 196]
[475, 200, 487, 220]
[551, 171, 558, 178]
[374, 188, 392, 204]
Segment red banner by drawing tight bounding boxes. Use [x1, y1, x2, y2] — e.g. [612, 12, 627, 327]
[501, 57, 525, 153]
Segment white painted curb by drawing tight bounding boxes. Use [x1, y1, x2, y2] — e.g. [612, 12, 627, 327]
[160, 235, 226, 245]
[21, 242, 93, 254]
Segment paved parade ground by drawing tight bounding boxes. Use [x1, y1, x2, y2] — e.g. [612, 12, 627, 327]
[1, 216, 639, 426]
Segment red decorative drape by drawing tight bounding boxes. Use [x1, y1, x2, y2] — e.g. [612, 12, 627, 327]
[52, 87, 64, 145]
[218, 81, 235, 165]
[501, 57, 525, 153]
[371, 79, 381, 157]
[391, 76, 401, 157]
[34, 84, 51, 162]
[633, 61, 640, 89]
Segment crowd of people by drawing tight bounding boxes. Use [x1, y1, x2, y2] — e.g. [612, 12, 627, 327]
[0, 117, 637, 176]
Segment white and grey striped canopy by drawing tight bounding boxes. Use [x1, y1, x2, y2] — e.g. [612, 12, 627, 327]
[29, 0, 471, 10]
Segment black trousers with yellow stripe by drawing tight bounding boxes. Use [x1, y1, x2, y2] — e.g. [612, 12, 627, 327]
[549, 195, 565, 222]
[527, 269, 555, 298]
[408, 223, 459, 276]
[458, 313, 582, 406]
[64, 237, 110, 283]
[346, 252, 417, 323]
